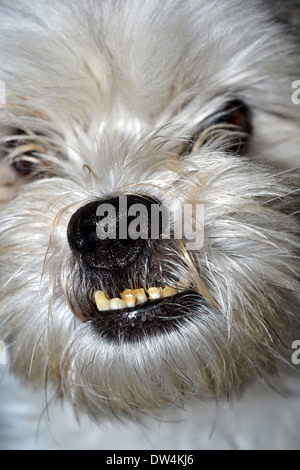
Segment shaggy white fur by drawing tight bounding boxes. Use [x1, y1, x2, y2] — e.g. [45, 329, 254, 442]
[0, 0, 299, 449]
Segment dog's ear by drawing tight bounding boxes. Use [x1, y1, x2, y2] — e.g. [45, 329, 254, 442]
[264, 0, 300, 41]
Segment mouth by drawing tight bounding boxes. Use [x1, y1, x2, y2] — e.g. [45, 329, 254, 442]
[94, 285, 178, 311]
[90, 286, 205, 342]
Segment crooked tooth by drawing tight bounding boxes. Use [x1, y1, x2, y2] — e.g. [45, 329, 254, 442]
[133, 288, 147, 305]
[120, 289, 134, 299]
[147, 287, 162, 300]
[162, 286, 178, 298]
[95, 291, 110, 311]
[110, 298, 126, 310]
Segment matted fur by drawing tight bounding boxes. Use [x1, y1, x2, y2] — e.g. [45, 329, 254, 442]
[0, 0, 299, 421]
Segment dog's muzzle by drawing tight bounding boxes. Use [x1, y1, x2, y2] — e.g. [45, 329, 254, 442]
[66, 194, 204, 341]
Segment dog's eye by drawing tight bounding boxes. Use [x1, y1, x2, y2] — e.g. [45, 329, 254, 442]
[5, 128, 57, 179]
[12, 156, 41, 176]
[221, 99, 252, 138]
[11, 149, 49, 179]
[183, 99, 252, 156]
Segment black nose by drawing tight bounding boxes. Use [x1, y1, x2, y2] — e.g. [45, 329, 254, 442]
[67, 194, 161, 271]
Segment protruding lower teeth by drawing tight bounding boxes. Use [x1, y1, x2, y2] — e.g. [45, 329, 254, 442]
[162, 286, 178, 298]
[95, 286, 178, 312]
[120, 290, 136, 308]
[110, 298, 127, 310]
[95, 291, 110, 311]
[134, 288, 147, 305]
[147, 287, 162, 300]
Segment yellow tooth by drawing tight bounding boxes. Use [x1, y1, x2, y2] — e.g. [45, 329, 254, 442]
[120, 289, 137, 307]
[120, 289, 133, 299]
[110, 298, 126, 310]
[95, 291, 110, 311]
[162, 286, 178, 298]
[132, 288, 147, 304]
[147, 287, 162, 300]
[123, 293, 136, 308]
[95, 285, 178, 311]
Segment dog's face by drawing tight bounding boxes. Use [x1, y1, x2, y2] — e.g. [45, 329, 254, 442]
[0, 0, 299, 419]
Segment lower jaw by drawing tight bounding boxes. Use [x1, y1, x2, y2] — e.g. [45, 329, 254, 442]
[89, 291, 206, 342]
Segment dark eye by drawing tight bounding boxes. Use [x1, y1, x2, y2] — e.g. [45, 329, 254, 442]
[221, 99, 252, 144]
[12, 156, 41, 176]
[183, 99, 252, 156]
[5, 128, 53, 179]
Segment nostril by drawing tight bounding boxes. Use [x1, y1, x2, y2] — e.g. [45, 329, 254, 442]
[67, 201, 100, 256]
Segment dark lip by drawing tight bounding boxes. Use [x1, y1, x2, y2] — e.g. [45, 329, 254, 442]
[90, 291, 205, 342]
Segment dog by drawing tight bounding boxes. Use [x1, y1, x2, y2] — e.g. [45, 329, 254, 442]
[0, 0, 300, 449]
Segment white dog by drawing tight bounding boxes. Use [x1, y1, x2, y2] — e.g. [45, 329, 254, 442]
[0, 0, 300, 450]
